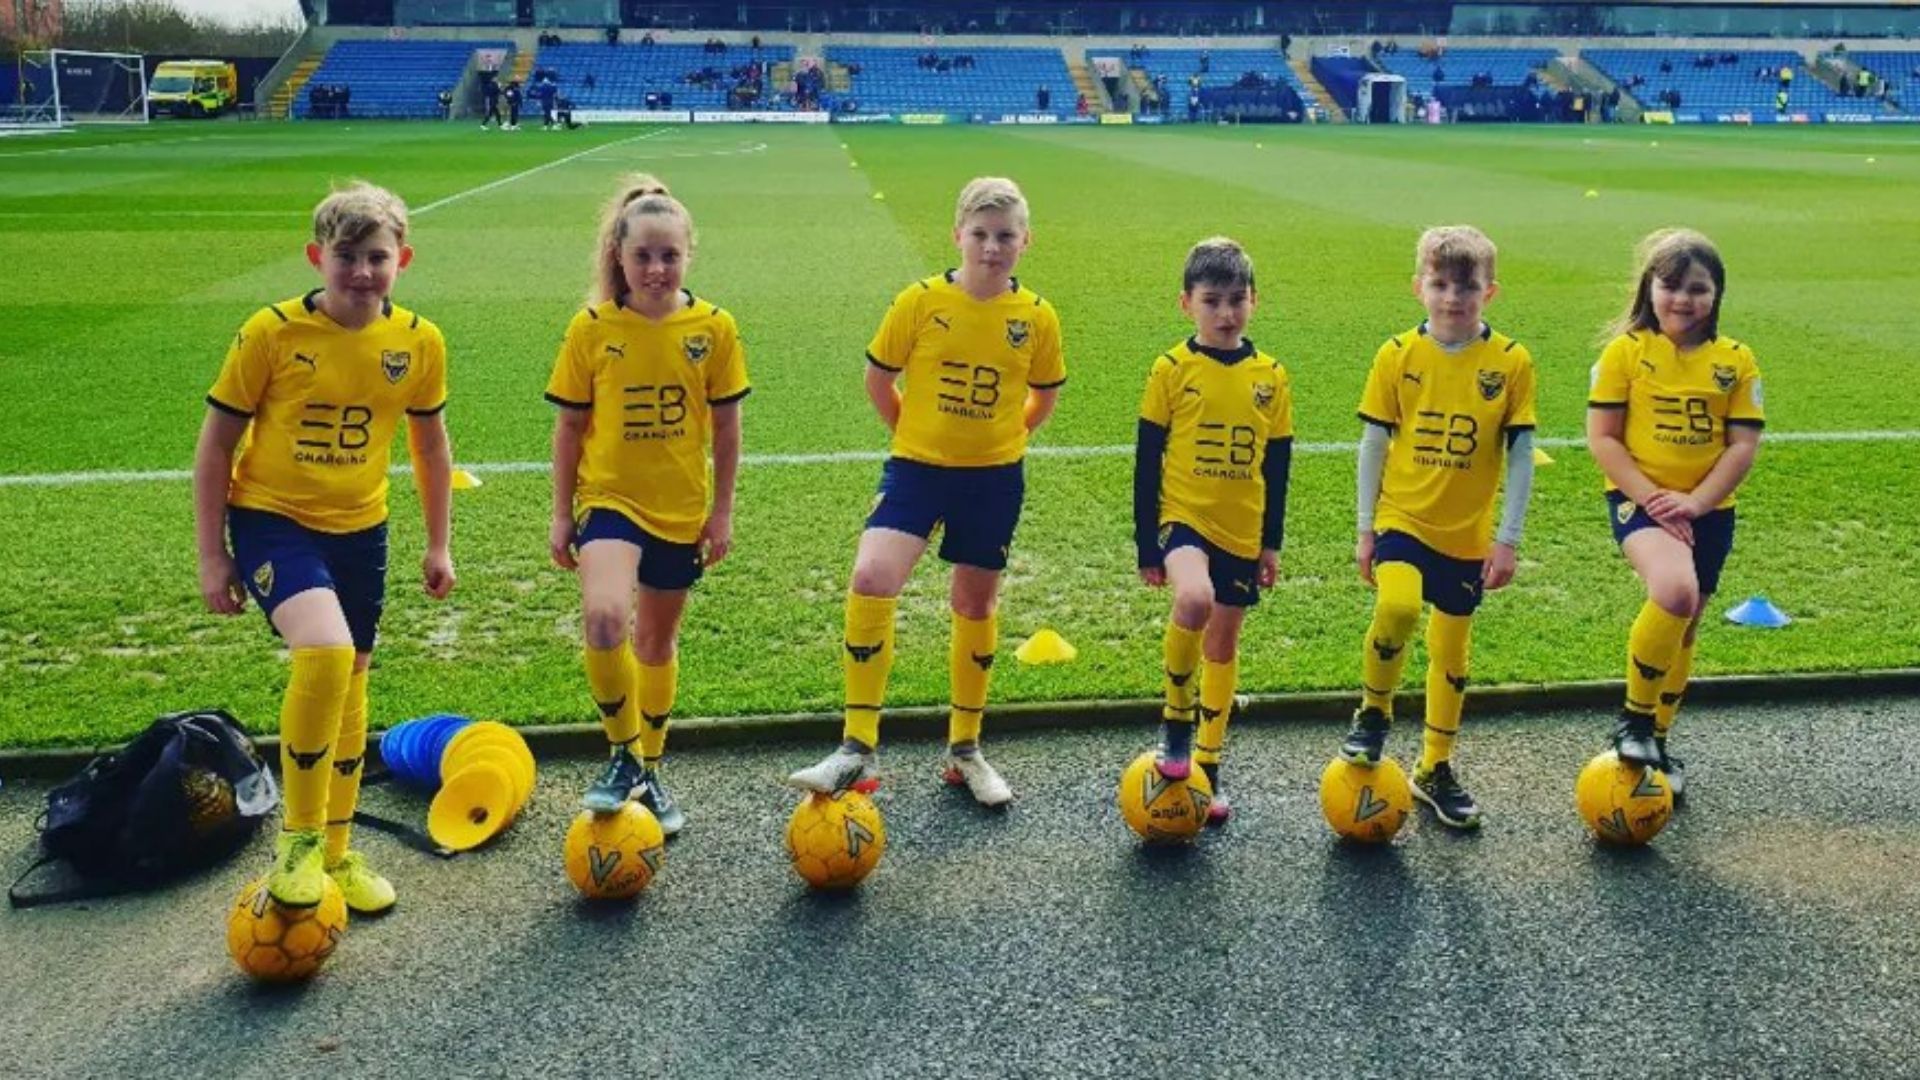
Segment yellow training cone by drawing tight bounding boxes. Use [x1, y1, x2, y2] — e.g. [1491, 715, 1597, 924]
[872, 191, 885, 200]
[452, 469, 483, 490]
[1532, 447, 1555, 466]
[1015, 628, 1078, 665]
[428, 761, 516, 851]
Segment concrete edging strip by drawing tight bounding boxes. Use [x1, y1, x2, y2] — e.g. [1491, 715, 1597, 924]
[1, 668, 1914, 780]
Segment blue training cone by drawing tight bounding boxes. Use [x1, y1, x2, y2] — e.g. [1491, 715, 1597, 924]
[1726, 596, 1791, 628]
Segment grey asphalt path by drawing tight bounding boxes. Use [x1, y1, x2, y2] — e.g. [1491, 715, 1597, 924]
[3, 696, 1918, 1079]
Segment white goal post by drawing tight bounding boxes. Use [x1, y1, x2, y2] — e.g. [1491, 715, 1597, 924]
[3, 49, 149, 129]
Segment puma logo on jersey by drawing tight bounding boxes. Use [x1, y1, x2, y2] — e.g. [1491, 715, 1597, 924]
[1631, 656, 1666, 682]
[1402, 372, 1423, 386]
[293, 352, 318, 370]
[1371, 638, 1404, 661]
[1183, 386, 1202, 396]
[595, 695, 626, 719]
[286, 747, 328, 771]
[931, 315, 951, 331]
[1639, 359, 1656, 374]
[845, 641, 883, 662]
[606, 343, 626, 358]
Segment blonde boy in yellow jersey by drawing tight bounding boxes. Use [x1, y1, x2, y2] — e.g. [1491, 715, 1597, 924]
[1134, 238, 1293, 827]
[1587, 229, 1762, 795]
[194, 182, 455, 914]
[1342, 226, 1538, 830]
[546, 177, 749, 833]
[788, 177, 1065, 805]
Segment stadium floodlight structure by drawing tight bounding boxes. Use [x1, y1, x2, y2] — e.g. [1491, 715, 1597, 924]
[3, 49, 148, 128]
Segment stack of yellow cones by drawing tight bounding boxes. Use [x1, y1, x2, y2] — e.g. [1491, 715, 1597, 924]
[427, 721, 537, 851]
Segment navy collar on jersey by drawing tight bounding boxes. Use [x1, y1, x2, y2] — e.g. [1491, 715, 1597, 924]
[1188, 337, 1255, 365]
[943, 268, 1020, 294]
[1417, 320, 1491, 344]
[303, 288, 392, 320]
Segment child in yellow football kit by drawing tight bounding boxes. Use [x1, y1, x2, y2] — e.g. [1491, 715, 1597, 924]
[787, 177, 1066, 806]
[1342, 226, 1538, 830]
[194, 182, 455, 914]
[1133, 238, 1293, 827]
[1587, 229, 1762, 797]
[546, 175, 748, 835]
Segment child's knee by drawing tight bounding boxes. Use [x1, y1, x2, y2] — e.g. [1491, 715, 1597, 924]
[1372, 593, 1421, 637]
[1172, 586, 1214, 628]
[1647, 575, 1700, 619]
[582, 605, 629, 649]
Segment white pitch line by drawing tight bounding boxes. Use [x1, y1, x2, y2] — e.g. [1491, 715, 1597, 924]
[0, 133, 227, 159]
[1, 430, 1913, 489]
[411, 127, 674, 215]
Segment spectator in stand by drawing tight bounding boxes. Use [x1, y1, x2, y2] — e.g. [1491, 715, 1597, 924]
[1433, 65, 1446, 83]
[339, 84, 350, 119]
[1776, 88, 1789, 112]
[1037, 85, 1051, 112]
[1199, 50, 1211, 74]
[1076, 92, 1089, 117]
[641, 31, 654, 46]
[1778, 64, 1793, 90]
[604, 25, 618, 46]
[1187, 84, 1200, 122]
[438, 88, 454, 120]
[583, 72, 596, 90]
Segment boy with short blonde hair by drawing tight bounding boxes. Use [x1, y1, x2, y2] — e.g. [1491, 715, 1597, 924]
[1342, 225, 1538, 829]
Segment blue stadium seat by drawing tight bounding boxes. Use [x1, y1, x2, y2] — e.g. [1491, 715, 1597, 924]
[1844, 50, 1917, 112]
[1116, 47, 1315, 104]
[825, 46, 1076, 116]
[1373, 47, 1556, 98]
[533, 42, 795, 111]
[295, 39, 512, 120]
[1583, 49, 1852, 115]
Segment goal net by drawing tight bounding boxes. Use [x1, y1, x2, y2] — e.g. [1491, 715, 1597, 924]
[3, 50, 148, 129]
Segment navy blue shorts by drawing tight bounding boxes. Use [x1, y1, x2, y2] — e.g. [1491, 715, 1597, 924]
[866, 457, 1024, 571]
[1160, 522, 1260, 608]
[1605, 492, 1737, 597]
[228, 507, 388, 653]
[1374, 530, 1485, 617]
[575, 507, 704, 591]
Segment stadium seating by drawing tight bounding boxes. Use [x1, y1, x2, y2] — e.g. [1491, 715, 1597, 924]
[1115, 47, 1313, 99]
[533, 42, 796, 111]
[826, 46, 1076, 116]
[1373, 47, 1556, 97]
[1846, 51, 1918, 110]
[295, 39, 511, 120]
[1582, 49, 1851, 115]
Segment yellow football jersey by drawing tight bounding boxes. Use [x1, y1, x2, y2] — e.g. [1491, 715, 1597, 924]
[544, 295, 750, 544]
[1139, 339, 1295, 559]
[1589, 331, 1764, 506]
[1357, 324, 1539, 560]
[207, 291, 448, 534]
[866, 272, 1066, 468]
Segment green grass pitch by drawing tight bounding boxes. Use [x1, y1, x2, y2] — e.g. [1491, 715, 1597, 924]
[2, 121, 1916, 748]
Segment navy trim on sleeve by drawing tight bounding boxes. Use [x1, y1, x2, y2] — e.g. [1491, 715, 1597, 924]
[1357, 411, 1396, 430]
[1134, 419, 1169, 569]
[1029, 377, 1067, 390]
[710, 388, 752, 406]
[1726, 418, 1766, 429]
[1261, 436, 1293, 551]
[1586, 401, 1628, 410]
[544, 392, 592, 411]
[206, 395, 253, 419]
[406, 401, 448, 417]
[866, 352, 902, 373]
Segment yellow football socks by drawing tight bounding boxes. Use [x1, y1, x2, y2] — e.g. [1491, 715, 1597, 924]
[323, 666, 370, 864]
[948, 611, 996, 747]
[638, 655, 678, 766]
[1196, 655, 1238, 768]
[584, 643, 641, 748]
[1655, 638, 1696, 737]
[1361, 562, 1422, 716]
[1421, 611, 1472, 771]
[1162, 621, 1202, 725]
[842, 591, 897, 750]
[280, 645, 355, 833]
[1626, 601, 1690, 719]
